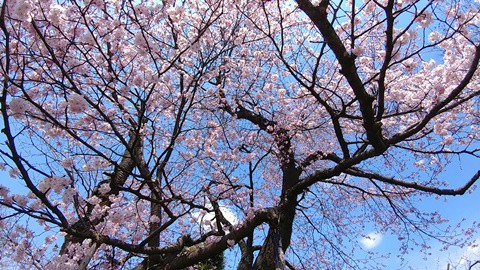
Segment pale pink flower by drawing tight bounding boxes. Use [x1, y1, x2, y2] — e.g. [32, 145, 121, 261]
[9, 168, 20, 178]
[134, 32, 146, 47]
[150, 215, 160, 224]
[204, 219, 212, 226]
[433, 83, 445, 96]
[61, 158, 74, 168]
[443, 135, 454, 145]
[271, 74, 279, 82]
[12, 0, 33, 21]
[9, 98, 30, 118]
[47, 4, 65, 26]
[62, 187, 76, 204]
[351, 46, 365, 56]
[45, 235, 57, 245]
[264, 83, 274, 91]
[166, 6, 184, 17]
[68, 93, 88, 114]
[428, 31, 442, 43]
[403, 58, 417, 72]
[416, 12, 433, 28]
[109, 211, 124, 224]
[86, 195, 101, 205]
[38, 178, 50, 193]
[38, 176, 70, 194]
[0, 185, 9, 198]
[414, 159, 425, 169]
[13, 195, 28, 207]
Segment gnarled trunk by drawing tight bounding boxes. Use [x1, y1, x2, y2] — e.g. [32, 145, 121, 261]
[253, 227, 286, 270]
[252, 167, 300, 269]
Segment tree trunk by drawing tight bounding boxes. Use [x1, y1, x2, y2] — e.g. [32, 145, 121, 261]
[252, 162, 300, 269]
[252, 227, 286, 270]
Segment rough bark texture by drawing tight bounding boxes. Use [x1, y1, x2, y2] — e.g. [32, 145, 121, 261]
[253, 227, 286, 270]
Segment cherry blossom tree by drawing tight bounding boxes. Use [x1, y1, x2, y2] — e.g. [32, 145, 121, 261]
[0, 0, 479, 269]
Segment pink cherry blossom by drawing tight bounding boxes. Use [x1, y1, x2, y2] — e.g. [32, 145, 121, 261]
[11, 0, 33, 21]
[0, 0, 479, 269]
[351, 46, 365, 56]
[68, 93, 88, 114]
[9, 98, 30, 117]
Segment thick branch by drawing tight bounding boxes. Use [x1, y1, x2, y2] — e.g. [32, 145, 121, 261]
[153, 208, 277, 269]
[345, 168, 480, 196]
[295, 0, 386, 152]
[289, 148, 380, 196]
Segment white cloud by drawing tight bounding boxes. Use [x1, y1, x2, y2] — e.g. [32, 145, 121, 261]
[406, 238, 480, 270]
[360, 232, 383, 249]
[457, 240, 480, 267]
[191, 202, 238, 232]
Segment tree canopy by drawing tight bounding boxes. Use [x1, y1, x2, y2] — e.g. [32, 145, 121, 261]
[0, 0, 479, 269]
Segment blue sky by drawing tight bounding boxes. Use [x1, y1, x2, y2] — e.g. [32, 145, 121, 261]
[356, 153, 480, 270]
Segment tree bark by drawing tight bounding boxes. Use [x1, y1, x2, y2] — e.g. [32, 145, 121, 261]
[252, 227, 286, 270]
[252, 162, 300, 269]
